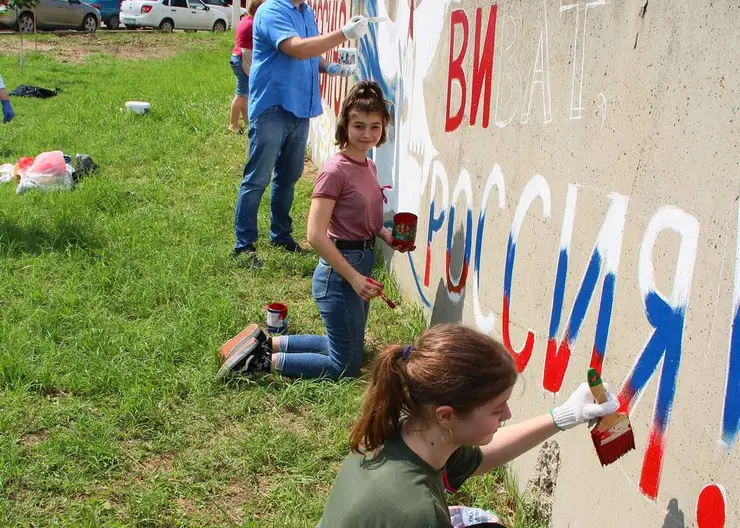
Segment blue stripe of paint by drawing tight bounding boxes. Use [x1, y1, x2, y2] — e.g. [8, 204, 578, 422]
[358, 2, 395, 100]
[408, 252, 432, 309]
[428, 200, 446, 244]
[474, 212, 486, 291]
[446, 205, 456, 251]
[593, 272, 616, 359]
[463, 209, 473, 265]
[548, 249, 568, 337]
[504, 235, 515, 299]
[625, 291, 685, 432]
[565, 250, 602, 341]
[722, 305, 740, 447]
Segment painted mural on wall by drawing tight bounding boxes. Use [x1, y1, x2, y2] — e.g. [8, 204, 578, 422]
[308, 0, 737, 526]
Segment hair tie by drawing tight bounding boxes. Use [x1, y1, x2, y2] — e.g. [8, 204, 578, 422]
[402, 345, 414, 360]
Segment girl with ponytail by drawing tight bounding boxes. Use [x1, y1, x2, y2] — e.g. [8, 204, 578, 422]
[219, 81, 411, 380]
[320, 324, 619, 527]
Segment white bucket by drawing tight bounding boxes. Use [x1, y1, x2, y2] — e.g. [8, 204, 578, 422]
[125, 101, 151, 115]
[338, 48, 358, 67]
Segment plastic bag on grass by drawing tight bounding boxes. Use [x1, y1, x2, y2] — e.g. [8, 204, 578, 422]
[0, 163, 13, 184]
[17, 150, 73, 195]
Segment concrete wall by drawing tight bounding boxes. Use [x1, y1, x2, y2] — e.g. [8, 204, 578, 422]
[308, 1, 738, 526]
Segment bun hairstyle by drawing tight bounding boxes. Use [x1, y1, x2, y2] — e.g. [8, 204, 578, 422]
[349, 324, 518, 453]
[335, 80, 391, 150]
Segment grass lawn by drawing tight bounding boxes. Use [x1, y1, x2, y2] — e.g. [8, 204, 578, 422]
[0, 31, 544, 527]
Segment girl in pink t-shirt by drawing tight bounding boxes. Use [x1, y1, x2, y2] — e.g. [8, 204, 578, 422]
[227, 0, 263, 133]
[218, 81, 412, 380]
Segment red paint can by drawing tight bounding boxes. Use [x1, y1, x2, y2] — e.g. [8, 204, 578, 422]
[391, 212, 418, 251]
[266, 303, 288, 335]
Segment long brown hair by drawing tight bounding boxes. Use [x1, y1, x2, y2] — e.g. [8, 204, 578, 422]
[247, 0, 264, 17]
[349, 324, 518, 453]
[335, 80, 391, 150]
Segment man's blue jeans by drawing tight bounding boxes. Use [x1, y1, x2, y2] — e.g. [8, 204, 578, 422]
[274, 249, 375, 379]
[234, 105, 310, 250]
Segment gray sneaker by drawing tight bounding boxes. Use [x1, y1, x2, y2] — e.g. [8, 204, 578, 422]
[217, 328, 271, 379]
[233, 245, 263, 269]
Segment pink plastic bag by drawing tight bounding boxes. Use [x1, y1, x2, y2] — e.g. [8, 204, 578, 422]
[17, 150, 73, 195]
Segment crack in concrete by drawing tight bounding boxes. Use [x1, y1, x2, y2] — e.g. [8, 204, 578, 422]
[634, 0, 649, 49]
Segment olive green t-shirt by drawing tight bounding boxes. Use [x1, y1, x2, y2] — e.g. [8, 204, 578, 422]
[319, 433, 483, 527]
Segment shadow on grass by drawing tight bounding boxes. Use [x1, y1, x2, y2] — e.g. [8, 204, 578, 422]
[0, 219, 104, 256]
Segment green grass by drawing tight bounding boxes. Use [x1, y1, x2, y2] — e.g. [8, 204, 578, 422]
[0, 32, 544, 527]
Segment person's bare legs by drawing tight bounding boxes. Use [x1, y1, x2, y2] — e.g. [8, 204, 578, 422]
[229, 95, 247, 132]
[239, 98, 248, 129]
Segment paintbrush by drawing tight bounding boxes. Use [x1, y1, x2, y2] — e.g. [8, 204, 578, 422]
[367, 278, 398, 309]
[587, 368, 635, 466]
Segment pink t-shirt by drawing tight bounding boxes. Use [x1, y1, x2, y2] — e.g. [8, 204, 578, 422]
[232, 16, 253, 56]
[312, 153, 385, 241]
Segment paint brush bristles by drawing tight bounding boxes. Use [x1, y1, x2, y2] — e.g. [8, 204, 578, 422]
[587, 368, 636, 466]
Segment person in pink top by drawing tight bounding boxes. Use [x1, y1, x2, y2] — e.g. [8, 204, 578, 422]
[218, 81, 411, 380]
[228, 0, 264, 133]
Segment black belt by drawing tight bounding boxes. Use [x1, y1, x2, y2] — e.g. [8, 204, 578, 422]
[333, 238, 375, 250]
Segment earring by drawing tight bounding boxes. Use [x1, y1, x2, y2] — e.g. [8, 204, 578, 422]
[440, 426, 454, 445]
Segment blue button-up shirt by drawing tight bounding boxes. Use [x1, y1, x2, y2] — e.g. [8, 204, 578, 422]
[249, 0, 322, 121]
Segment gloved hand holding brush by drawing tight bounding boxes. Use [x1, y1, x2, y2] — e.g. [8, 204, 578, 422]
[551, 381, 619, 430]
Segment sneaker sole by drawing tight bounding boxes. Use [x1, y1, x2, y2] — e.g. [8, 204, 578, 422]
[220, 323, 266, 363]
[217, 337, 258, 379]
[232, 251, 264, 269]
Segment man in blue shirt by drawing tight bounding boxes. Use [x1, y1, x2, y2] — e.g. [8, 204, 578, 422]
[233, 0, 368, 267]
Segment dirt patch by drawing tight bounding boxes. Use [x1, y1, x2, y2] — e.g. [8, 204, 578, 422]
[218, 479, 252, 522]
[19, 430, 49, 448]
[139, 452, 175, 474]
[173, 497, 200, 517]
[0, 32, 183, 63]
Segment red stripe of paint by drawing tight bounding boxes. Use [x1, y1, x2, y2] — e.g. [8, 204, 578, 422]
[543, 337, 571, 393]
[617, 385, 635, 414]
[590, 344, 604, 374]
[502, 296, 534, 373]
[424, 242, 432, 287]
[445, 251, 469, 294]
[639, 428, 664, 500]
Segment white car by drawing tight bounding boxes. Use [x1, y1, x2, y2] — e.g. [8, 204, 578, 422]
[120, 0, 227, 31]
[201, 0, 244, 28]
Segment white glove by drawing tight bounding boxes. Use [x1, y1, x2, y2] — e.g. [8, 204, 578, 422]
[325, 62, 356, 77]
[551, 382, 619, 430]
[342, 15, 369, 40]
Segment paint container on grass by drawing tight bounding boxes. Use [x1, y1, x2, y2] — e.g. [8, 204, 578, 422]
[391, 212, 418, 250]
[125, 101, 151, 115]
[266, 303, 288, 335]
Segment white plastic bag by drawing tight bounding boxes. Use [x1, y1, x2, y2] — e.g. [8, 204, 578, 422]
[449, 506, 503, 528]
[17, 150, 74, 195]
[0, 163, 13, 184]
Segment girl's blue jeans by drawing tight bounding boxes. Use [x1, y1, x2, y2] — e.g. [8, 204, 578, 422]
[274, 248, 375, 379]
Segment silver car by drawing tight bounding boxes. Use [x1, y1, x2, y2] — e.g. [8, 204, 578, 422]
[0, 0, 100, 32]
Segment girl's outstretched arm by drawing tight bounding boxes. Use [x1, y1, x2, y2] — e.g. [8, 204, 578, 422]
[473, 414, 558, 476]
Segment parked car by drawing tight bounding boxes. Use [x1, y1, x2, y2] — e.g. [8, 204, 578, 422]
[83, 0, 121, 29]
[200, 0, 244, 28]
[120, 0, 227, 31]
[0, 0, 100, 32]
